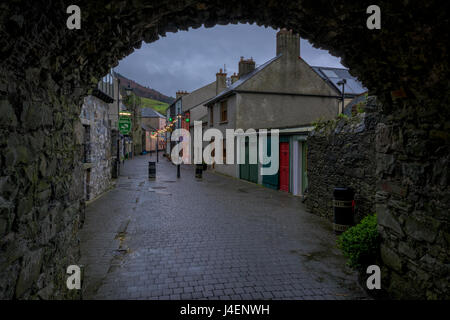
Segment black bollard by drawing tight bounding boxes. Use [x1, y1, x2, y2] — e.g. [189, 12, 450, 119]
[195, 164, 203, 179]
[148, 161, 156, 180]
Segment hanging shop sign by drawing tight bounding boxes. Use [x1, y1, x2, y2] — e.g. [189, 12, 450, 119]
[118, 116, 132, 135]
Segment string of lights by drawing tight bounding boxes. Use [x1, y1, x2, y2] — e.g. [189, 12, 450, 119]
[150, 114, 190, 138]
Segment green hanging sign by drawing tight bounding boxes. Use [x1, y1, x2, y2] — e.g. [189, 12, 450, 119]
[118, 116, 132, 135]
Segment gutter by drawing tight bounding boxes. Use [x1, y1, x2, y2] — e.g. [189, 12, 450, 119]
[234, 90, 341, 99]
[206, 89, 341, 106]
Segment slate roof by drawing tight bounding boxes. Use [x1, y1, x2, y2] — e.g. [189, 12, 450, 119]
[205, 55, 282, 105]
[182, 81, 216, 112]
[311, 66, 367, 97]
[141, 107, 165, 118]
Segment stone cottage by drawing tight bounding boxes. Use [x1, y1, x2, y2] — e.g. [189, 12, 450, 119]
[79, 71, 116, 201]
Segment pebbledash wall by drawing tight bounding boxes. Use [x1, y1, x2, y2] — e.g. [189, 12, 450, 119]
[80, 95, 113, 201]
[306, 98, 380, 224]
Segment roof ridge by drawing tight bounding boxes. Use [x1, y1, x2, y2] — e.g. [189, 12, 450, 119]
[206, 54, 282, 105]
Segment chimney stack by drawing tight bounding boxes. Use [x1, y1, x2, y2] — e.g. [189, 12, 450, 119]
[230, 72, 239, 84]
[238, 57, 256, 79]
[216, 68, 227, 94]
[176, 90, 189, 99]
[276, 28, 300, 59]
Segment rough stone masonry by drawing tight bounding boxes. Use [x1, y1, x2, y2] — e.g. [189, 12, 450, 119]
[0, 0, 448, 299]
[306, 97, 380, 224]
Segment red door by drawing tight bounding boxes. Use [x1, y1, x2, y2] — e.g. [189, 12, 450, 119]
[279, 142, 290, 192]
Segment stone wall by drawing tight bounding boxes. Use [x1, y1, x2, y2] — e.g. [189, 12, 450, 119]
[0, 85, 84, 299]
[376, 98, 450, 300]
[80, 95, 112, 201]
[306, 98, 380, 223]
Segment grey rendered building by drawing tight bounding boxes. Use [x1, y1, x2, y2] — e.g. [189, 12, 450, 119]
[205, 29, 365, 196]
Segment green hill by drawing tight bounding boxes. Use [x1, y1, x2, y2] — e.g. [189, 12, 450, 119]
[140, 97, 169, 114]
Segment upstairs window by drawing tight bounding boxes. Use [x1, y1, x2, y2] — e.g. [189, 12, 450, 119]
[220, 101, 228, 123]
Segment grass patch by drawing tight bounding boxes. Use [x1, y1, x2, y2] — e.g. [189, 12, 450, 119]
[140, 96, 169, 114]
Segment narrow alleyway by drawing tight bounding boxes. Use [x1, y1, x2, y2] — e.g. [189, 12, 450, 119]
[79, 155, 367, 300]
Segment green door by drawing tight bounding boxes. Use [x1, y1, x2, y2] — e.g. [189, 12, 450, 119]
[262, 136, 279, 190]
[240, 139, 258, 183]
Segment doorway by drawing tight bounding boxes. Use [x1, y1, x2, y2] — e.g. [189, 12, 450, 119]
[292, 140, 308, 196]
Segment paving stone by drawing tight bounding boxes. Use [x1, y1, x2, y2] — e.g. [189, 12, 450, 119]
[80, 156, 367, 300]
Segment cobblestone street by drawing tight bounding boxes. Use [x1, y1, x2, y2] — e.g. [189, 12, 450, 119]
[79, 155, 368, 300]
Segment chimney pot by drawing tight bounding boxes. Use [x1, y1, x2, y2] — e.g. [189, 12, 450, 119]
[238, 57, 256, 79]
[276, 28, 300, 58]
[216, 68, 227, 94]
[231, 72, 239, 84]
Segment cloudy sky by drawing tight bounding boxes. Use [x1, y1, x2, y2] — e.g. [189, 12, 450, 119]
[115, 23, 343, 98]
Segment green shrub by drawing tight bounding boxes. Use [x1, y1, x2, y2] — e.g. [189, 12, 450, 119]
[337, 113, 349, 120]
[312, 116, 326, 129]
[337, 214, 379, 269]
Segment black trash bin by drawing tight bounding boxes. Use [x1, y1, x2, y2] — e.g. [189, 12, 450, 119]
[148, 161, 156, 180]
[333, 187, 355, 234]
[195, 164, 203, 179]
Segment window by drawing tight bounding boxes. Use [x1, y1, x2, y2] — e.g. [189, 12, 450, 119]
[323, 69, 339, 78]
[220, 101, 227, 123]
[210, 106, 214, 127]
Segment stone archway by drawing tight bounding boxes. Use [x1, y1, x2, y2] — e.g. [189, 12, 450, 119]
[0, 1, 448, 299]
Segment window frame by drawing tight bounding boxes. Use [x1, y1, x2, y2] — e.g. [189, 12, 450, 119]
[220, 100, 228, 123]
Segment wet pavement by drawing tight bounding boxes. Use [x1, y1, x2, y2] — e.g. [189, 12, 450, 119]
[79, 155, 368, 300]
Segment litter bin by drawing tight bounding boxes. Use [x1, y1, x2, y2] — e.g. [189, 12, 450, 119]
[333, 187, 354, 234]
[148, 161, 156, 180]
[195, 164, 203, 179]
